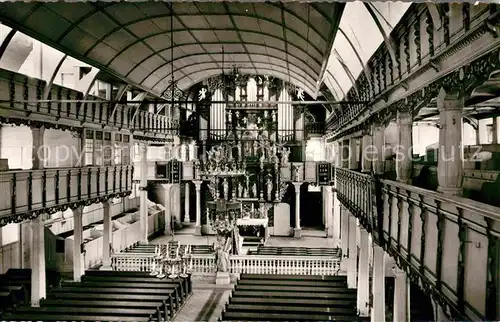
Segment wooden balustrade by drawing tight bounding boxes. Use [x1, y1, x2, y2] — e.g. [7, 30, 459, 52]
[111, 253, 155, 272]
[0, 165, 134, 226]
[110, 253, 340, 276]
[335, 168, 383, 241]
[326, 4, 499, 135]
[0, 70, 179, 135]
[229, 255, 340, 275]
[190, 254, 216, 274]
[379, 179, 499, 321]
[336, 167, 499, 320]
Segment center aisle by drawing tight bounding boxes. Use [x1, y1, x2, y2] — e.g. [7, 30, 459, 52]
[173, 287, 232, 322]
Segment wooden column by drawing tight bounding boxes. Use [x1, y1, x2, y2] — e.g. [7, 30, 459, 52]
[100, 201, 112, 270]
[361, 131, 373, 173]
[437, 88, 463, 196]
[347, 215, 358, 289]
[372, 121, 385, 175]
[139, 142, 149, 243]
[357, 228, 370, 316]
[30, 216, 46, 307]
[348, 138, 358, 170]
[340, 205, 349, 272]
[292, 182, 302, 238]
[184, 182, 190, 224]
[72, 206, 84, 282]
[193, 180, 202, 236]
[396, 106, 413, 184]
[393, 267, 409, 322]
[371, 245, 386, 322]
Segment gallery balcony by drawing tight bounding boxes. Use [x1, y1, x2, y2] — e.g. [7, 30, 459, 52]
[335, 167, 499, 321]
[0, 165, 134, 226]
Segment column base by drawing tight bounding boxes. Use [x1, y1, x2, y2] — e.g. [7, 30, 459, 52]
[100, 264, 113, 271]
[216, 272, 230, 285]
[194, 225, 202, 236]
[293, 228, 302, 238]
[163, 229, 172, 236]
[437, 186, 462, 196]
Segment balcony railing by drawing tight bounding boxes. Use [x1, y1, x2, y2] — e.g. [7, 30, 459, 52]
[0, 70, 179, 136]
[335, 167, 499, 321]
[305, 122, 325, 138]
[0, 165, 134, 226]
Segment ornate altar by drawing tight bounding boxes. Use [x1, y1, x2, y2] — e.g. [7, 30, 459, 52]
[193, 78, 293, 243]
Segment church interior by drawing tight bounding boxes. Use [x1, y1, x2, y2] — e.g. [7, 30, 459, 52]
[0, 1, 498, 321]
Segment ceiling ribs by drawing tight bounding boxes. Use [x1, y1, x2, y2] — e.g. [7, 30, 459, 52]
[172, 62, 314, 90]
[150, 52, 319, 91]
[91, 2, 190, 89]
[222, 2, 257, 75]
[280, 2, 292, 85]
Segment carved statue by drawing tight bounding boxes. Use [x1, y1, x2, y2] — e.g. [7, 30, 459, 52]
[281, 147, 290, 167]
[252, 183, 257, 198]
[296, 87, 304, 101]
[238, 182, 243, 198]
[228, 112, 232, 123]
[198, 88, 207, 101]
[272, 111, 276, 122]
[213, 235, 232, 273]
[223, 178, 229, 200]
[266, 177, 273, 200]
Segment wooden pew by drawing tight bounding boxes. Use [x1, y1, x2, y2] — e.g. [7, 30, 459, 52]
[1, 312, 150, 321]
[40, 299, 171, 321]
[63, 280, 187, 304]
[225, 303, 356, 315]
[84, 270, 192, 298]
[232, 290, 357, 300]
[235, 284, 355, 293]
[228, 296, 356, 307]
[240, 273, 346, 281]
[55, 285, 183, 311]
[237, 278, 346, 287]
[47, 290, 176, 317]
[221, 311, 359, 321]
[46, 276, 181, 320]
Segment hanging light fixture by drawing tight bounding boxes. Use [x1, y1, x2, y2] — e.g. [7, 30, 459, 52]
[162, 2, 184, 135]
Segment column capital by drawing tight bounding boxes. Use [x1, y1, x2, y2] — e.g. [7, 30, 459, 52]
[193, 180, 203, 190]
[101, 200, 112, 208]
[392, 266, 406, 278]
[358, 226, 369, 237]
[161, 183, 173, 190]
[70, 205, 83, 216]
[292, 182, 302, 191]
[437, 87, 464, 111]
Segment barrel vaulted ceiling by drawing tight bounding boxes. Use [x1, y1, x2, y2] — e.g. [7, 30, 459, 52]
[0, 2, 344, 97]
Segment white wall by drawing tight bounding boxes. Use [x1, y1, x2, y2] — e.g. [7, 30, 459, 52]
[0, 124, 32, 169]
[0, 125, 82, 169]
[412, 123, 439, 156]
[44, 129, 82, 168]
